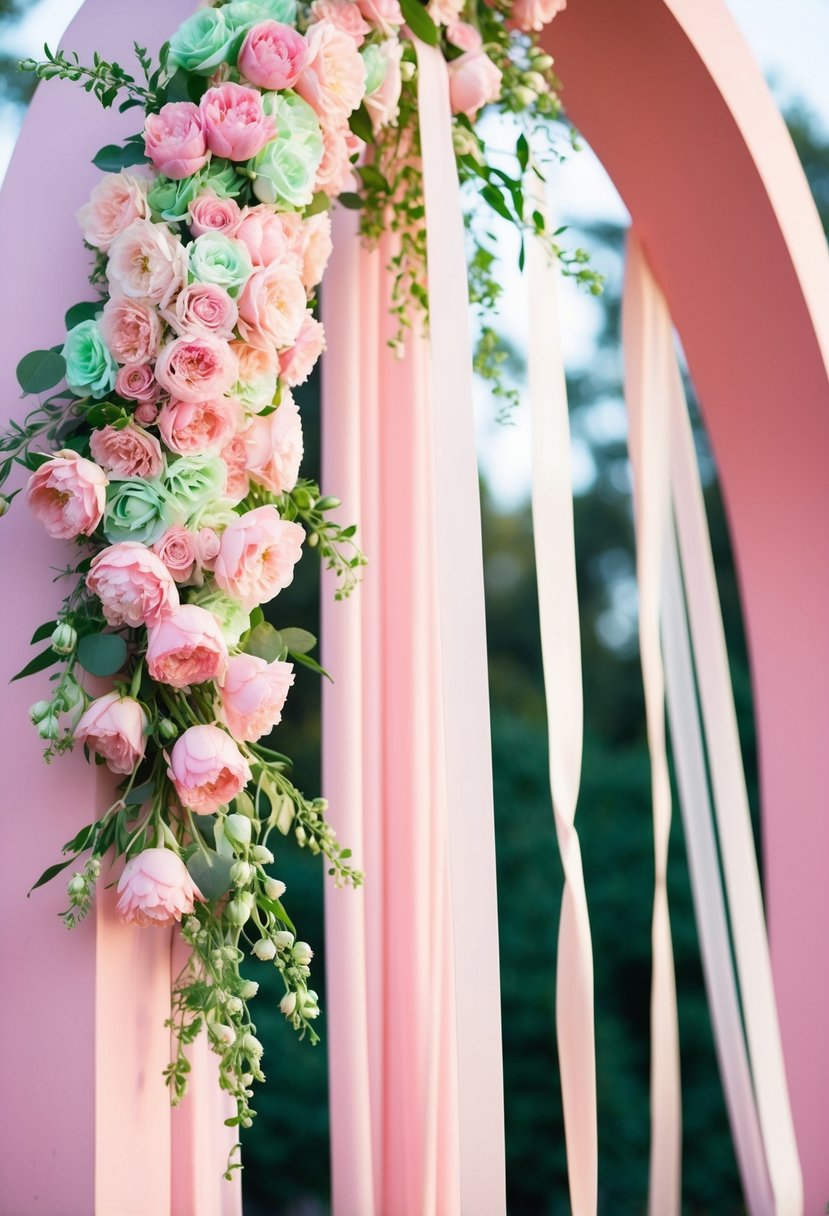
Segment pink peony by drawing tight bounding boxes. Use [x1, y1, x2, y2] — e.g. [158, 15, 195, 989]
[446, 20, 482, 50]
[199, 82, 275, 162]
[116, 362, 159, 403]
[154, 335, 239, 403]
[116, 848, 201, 927]
[99, 297, 161, 366]
[168, 724, 251, 814]
[447, 49, 503, 120]
[364, 38, 403, 133]
[427, 0, 461, 22]
[158, 395, 240, 455]
[146, 603, 228, 688]
[279, 313, 326, 387]
[237, 262, 306, 352]
[219, 435, 251, 505]
[295, 21, 366, 123]
[27, 453, 107, 540]
[188, 192, 243, 237]
[299, 212, 333, 290]
[144, 101, 208, 180]
[107, 219, 187, 308]
[512, 0, 566, 31]
[242, 393, 304, 494]
[197, 527, 221, 570]
[314, 120, 359, 196]
[74, 692, 148, 775]
[87, 541, 180, 627]
[89, 424, 163, 480]
[234, 206, 302, 269]
[356, 0, 403, 33]
[214, 506, 304, 608]
[220, 653, 295, 742]
[310, 0, 370, 43]
[135, 400, 159, 425]
[152, 525, 199, 583]
[238, 20, 309, 91]
[162, 281, 239, 341]
[76, 171, 150, 252]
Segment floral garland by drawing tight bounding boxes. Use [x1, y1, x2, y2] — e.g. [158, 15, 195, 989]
[3, 0, 591, 1177]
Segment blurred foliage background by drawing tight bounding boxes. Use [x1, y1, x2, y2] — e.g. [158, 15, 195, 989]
[1, 9, 828, 1213]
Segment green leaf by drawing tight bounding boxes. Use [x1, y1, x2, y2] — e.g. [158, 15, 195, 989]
[245, 622, 286, 663]
[16, 349, 66, 395]
[305, 191, 330, 218]
[187, 850, 234, 901]
[92, 142, 147, 172]
[11, 647, 59, 682]
[31, 620, 58, 645]
[358, 163, 389, 192]
[516, 133, 529, 173]
[399, 0, 440, 45]
[77, 633, 128, 677]
[63, 822, 97, 854]
[65, 301, 101, 330]
[348, 103, 374, 144]
[291, 651, 333, 682]
[279, 627, 317, 655]
[28, 856, 74, 896]
[124, 780, 154, 808]
[481, 184, 514, 224]
[164, 69, 207, 105]
[337, 192, 363, 211]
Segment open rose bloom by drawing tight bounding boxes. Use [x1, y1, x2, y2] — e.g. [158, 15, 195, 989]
[74, 692, 148, 774]
[116, 848, 202, 926]
[168, 724, 251, 813]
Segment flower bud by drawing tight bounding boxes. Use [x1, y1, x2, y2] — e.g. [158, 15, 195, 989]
[225, 996, 243, 1017]
[209, 1022, 236, 1047]
[68, 874, 86, 896]
[251, 845, 274, 864]
[530, 50, 554, 70]
[524, 70, 548, 94]
[224, 812, 252, 850]
[241, 1072, 254, 1087]
[292, 941, 313, 966]
[242, 1033, 264, 1058]
[37, 714, 60, 740]
[57, 678, 82, 711]
[252, 938, 276, 962]
[29, 700, 52, 724]
[274, 930, 294, 950]
[292, 486, 313, 510]
[512, 85, 536, 108]
[300, 989, 320, 1018]
[264, 877, 286, 901]
[400, 59, 415, 81]
[238, 980, 259, 1000]
[279, 991, 297, 1017]
[50, 622, 77, 655]
[0, 494, 9, 518]
[158, 717, 178, 741]
[226, 898, 252, 926]
[230, 860, 253, 887]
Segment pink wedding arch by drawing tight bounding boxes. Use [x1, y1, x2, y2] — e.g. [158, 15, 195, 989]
[1, 0, 827, 1214]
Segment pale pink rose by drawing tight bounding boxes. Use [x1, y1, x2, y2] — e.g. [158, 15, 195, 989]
[188, 192, 243, 237]
[295, 21, 366, 122]
[230, 339, 280, 412]
[364, 38, 403, 133]
[197, 527, 221, 570]
[146, 603, 229, 688]
[298, 212, 333, 290]
[74, 692, 148, 775]
[155, 335, 239, 404]
[242, 393, 304, 494]
[310, 0, 370, 43]
[279, 313, 326, 387]
[512, 0, 565, 32]
[238, 20, 308, 91]
[214, 506, 304, 608]
[116, 848, 202, 927]
[158, 396, 240, 455]
[116, 362, 160, 403]
[237, 262, 306, 352]
[220, 653, 295, 742]
[200, 82, 275, 162]
[152, 525, 198, 583]
[26, 453, 107, 540]
[161, 282, 239, 341]
[446, 20, 482, 50]
[314, 120, 359, 196]
[99, 297, 161, 366]
[356, 0, 403, 34]
[135, 400, 159, 425]
[87, 541, 180, 627]
[168, 724, 251, 814]
[234, 206, 302, 269]
[219, 435, 251, 504]
[427, 0, 461, 23]
[76, 171, 150, 252]
[89, 424, 164, 480]
[447, 49, 503, 120]
[107, 219, 187, 308]
[144, 101, 208, 180]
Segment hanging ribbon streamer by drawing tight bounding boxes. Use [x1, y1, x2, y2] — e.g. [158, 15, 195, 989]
[622, 232, 683, 1216]
[526, 190, 598, 1216]
[416, 41, 507, 1216]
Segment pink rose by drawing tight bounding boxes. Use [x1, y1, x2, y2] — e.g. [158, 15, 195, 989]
[200, 82, 275, 162]
[364, 38, 403, 133]
[107, 219, 187, 308]
[427, 0, 461, 23]
[314, 120, 359, 196]
[238, 20, 308, 91]
[135, 401, 159, 425]
[512, 0, 566, 31]
[214, 506, 304, 608]
[197, 527, 221, 569]
[219, 435, 251, 505]
[116, 362, 159, 404]
[116, 848, 202, 927]
[279, 313, 326, 387]
[298, 213, 333, 290]
[87, 541, 180, 627]
[169, 724, 251, 814]
[146, 603, 229, 688]
[447, 49, 503, 120]
[310, 0, 370, 44]
[237, 262, 306, 352]
[158, 395, 240, 456]
[152, 525, 198, 583]
[230, 340, 279, 412]
[242, 393, 304, 494]
[99, 297, 161, 366]
[26, 453, 107, 540]
[295, 21, 366, 122]
[356, 0, 403, 34]
[220, 653, 295, 742]
[188, 192, 243, 237]
[77, 171, 150, 252]
[74, 692, 148, 775]
[161, 282, 239, 342]
[89, 424, 164, 480]
[144, 101, 208, 180]
[446, 20, 482, 50]
[234, 206, 301, 269]
[155, 335, 239, 404]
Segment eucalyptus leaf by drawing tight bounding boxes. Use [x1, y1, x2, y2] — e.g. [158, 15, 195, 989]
[187, 849, 234, 900]
[279, 627, 317, 655]
[124, 780, 154, 807]
[16, 349, 66, 395]
[65, 301, 102, 330]
[77, 633, 127, 677]
[246, 622, 286, 663]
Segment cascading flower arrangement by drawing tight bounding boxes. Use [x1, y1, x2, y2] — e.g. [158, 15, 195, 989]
[2, 0, 594, 1176]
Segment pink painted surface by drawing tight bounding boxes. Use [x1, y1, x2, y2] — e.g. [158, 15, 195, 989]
[548, 1, 829, 1208]
[0, 3, 239, 1214]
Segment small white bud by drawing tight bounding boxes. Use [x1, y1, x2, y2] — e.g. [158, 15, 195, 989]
[37, 714, 60, 740]
[224, 812, 252, 849]
[238, 980, 259, 1000]
[264, 877, 286, 900]
[68, 874, 86, 896]
[274, 930, 294, 951]
[279, 991, 297, 1017]
[292, 941, 314, 966]
[226, 898, 252, 926]
[225, 996, 243, 1017]
[400, 59, 415, 81]
[29, 700, 52, 724]
[0, 494, 9, 518]
[251, 845, 274, 864]
[252, 938, 276, 962]
[230, 860, 253, 887]
[209, 1023, 236, 1047]
[513, 85, 536, 108]
[50, 623, 77, 655]
[242, 1033, 264, 1058]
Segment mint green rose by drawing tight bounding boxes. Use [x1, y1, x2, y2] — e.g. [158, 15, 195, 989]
[250, 94, 323, 209]
[148, 172, 203, 224]
[104, 479, 172, 545]
[361, 45, 387, 96]
[63, 319, 117, 399]
[167, 9, 238, 75]
[188, 232, 253, 299]
[223, 0, 298, 36]
[188, 584, 250, 647]
[165, 455, 228, 520]
[204, 159, 245, 199]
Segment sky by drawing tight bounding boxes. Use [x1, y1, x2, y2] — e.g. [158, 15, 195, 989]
[1, 0, 827, 506]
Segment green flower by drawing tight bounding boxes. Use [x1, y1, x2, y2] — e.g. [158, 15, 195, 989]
[104, 479, 172, 545]
[165, 454, 228, 520]
[167, 9, 238, 75]
[205, 159, 246, 200]
[362, 45, 387, 96]
[250, 94, 323, 210]
[188, 232, 253, 299]
[188, 584, 250, 647]
[222, 0, 298, 38]
[148, 173, 203, 224]
[63, 319, 117, 399]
